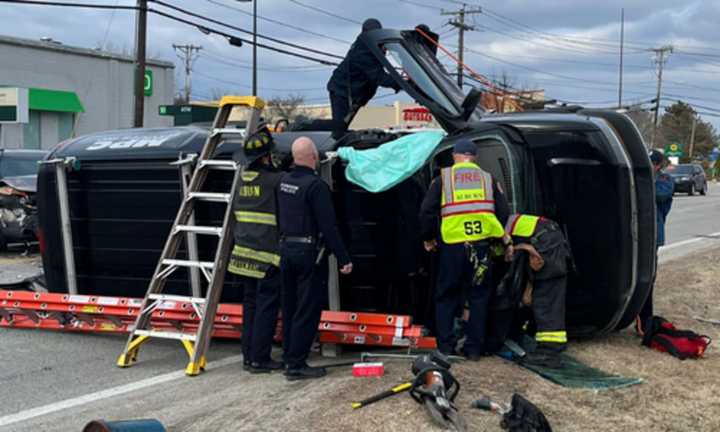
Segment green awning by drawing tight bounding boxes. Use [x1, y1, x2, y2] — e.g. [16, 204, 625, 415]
[29, 88, 84, 113]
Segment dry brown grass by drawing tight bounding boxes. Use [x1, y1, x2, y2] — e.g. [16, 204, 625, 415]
[296, 248, 720, 432]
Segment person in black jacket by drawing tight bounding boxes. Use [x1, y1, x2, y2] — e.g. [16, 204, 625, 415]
[277, 137, 353, 380]
[228, 126, 284, 374]
[326, 18, 402, 140]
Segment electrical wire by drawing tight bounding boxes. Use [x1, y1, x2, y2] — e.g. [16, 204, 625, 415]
[398, 0, 442, 11]
[287, 0, 361, 24]
[150, 0, 344, 60]
[201, 50, 331, 71]
[0, 0, 137, 10]
[1, 0, 341, 66]
[205, 0, 351, 45]
[100, 0, 120, 50]
[194, 70, 325, 92]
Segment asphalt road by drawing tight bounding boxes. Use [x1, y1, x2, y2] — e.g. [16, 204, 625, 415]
[659, 181, 720, 262]
[1, 183, 718, 431]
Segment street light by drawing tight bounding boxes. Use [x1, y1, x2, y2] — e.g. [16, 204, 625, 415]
[236, 0, 257, 96]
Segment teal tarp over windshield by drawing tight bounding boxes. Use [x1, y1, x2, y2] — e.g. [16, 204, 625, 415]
[337, 131, 445, 193]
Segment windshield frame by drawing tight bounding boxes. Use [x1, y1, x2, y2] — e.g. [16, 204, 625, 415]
[360, 29, 479, 133]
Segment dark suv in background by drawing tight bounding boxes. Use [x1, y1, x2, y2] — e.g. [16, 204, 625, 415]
[667, 164, 707, 195]
[0, 149, 47, 250]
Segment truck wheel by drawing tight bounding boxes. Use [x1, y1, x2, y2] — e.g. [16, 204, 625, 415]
[689, 184, 695, 196]
[700, 182, 707, 195]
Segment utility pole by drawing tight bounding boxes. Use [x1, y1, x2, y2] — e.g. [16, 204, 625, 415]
[689, 116, 697, 159]
[133, 0, 147, 128]
[443, 5, 482, 88]
[173, 44, 203, 103]
[651, 45, 673, 148]
[618, 8, 624, 108]
[252, 0, 257, 96]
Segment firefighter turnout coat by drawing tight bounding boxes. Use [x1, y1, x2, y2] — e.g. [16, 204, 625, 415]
[228, 166, 283, 279]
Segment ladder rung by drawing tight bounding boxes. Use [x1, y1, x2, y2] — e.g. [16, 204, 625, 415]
[134, 329, 197, 341]
[188, 192, 231, 203]
[212, 128, 245, 137]
[200, 160, 237, 171]
[175, 225, 223, 236]
[162, 259, 215, 269]
[148, 294, 206, 304]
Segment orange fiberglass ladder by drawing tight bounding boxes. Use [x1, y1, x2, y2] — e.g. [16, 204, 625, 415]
[0, 289, 437, 349]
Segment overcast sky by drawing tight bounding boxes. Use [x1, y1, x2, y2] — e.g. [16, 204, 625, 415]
[3, 0, 720, 129]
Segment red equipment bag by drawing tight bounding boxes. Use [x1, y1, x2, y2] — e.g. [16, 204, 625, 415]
[641, 316, 712, 360]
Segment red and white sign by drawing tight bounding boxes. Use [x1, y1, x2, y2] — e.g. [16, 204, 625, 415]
[403, 107, 433, 122]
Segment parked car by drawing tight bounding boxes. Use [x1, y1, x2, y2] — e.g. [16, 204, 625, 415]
[0, 149, 47, 250]
[666, 163, 707, 195]
[37, 27, 655, 339]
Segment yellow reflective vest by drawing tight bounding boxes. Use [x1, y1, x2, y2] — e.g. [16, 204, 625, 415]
[440, 162, 505, 244]
[505, 214, 541, 238]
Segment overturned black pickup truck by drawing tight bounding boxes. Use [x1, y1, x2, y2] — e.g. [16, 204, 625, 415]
[38, 28, 655, 338]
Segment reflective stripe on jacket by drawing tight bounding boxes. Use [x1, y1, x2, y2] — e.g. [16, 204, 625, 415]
[505, 214, 541, 238]
[439, 162, 505, 244]
[228, 168, 282, 278]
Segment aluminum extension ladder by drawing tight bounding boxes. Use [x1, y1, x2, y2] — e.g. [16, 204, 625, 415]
[117, 96, 264, 376]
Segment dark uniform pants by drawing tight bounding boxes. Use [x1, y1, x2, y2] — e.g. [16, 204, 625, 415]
[532, 223, 569, 350]
[241, 267, 281, 364]
[329, 91, 354, 140]
[532, 276, 567, 350]
[435, 242, 492, 356]
[280, 242, 329, 369]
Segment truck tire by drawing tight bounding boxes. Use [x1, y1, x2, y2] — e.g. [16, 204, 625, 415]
[700, 182, 707, 195]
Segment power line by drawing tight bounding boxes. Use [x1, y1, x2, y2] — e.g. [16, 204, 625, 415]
[201, 50, 331, 72]
[2, 0, 341, 66]
[100, 0, 120, 50]
[205, 0, 351, 45]
[193, 70, 325, 93]
[398, 0, 442, 11]
[287, 0, 361, 24]
[150, 0, 344, 60]
[0, 0, 137, 10]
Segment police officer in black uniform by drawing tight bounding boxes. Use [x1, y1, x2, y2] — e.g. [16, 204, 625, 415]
[227, 126, 284, 373]
[277, 137, 353, 380]
[327, 18, 402, 140]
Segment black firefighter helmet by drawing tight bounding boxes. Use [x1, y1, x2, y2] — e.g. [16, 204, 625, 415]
[234, 124, 274, 167]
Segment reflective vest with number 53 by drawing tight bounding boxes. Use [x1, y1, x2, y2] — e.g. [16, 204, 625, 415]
[440, 161, 505, 244]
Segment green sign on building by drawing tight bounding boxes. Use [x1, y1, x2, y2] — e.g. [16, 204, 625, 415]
[144, 70, 153, 97]
[665, 142, 683, 157]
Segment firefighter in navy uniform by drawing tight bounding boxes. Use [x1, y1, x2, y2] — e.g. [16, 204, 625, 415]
[420, 139, 511, 360]
[277, 137, 353, 381]
[506, 214, 571, 352]
[326, 18, 402, 140]
[227, 126, 284, 374]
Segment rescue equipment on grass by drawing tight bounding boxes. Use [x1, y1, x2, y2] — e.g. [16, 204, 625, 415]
[440, 162, 504, 244]
[641, 316, 712, 360]
[472, 393, 552, 432]
[409, 352, 467, 431]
